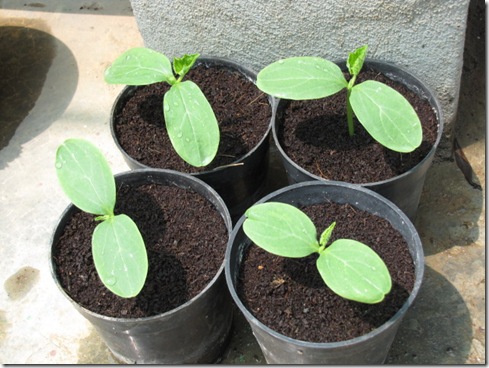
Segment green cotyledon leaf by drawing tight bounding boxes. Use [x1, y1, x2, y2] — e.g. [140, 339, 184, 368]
[164, 80, 219, 167]
[92, 214, 148, 298]
[256, 57, 348, 100]
[104, 47, 176, 85]
[316, 238, 392, 304]
[350, 80, 422, 153]
[243, 202, 319, 258]
[55, 138, 115, 216]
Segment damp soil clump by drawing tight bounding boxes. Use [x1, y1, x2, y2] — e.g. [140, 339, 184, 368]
[113, 63, 271, 171]
[277, 67, 439, 183]
[53, 182, 228, 318]
[237, 201, 415, 343]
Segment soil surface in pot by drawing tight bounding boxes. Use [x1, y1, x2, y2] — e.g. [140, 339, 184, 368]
[237, 201, 415, 343]
[114, 63, 271, 172]
[277, 67, 439, 183]
[53, 182, 228, 318]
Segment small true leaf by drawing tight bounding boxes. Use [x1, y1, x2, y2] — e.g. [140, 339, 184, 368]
[319, 222, 336, 248]
[104, 47, 176, 85]
[350, 80, 422, 152]
[243, 203, 319, 258]
[316, 239, 392, 304]
[164, 80, 219, 167]
[173, 53, 200, 78]
[256, 57, 348, 100]
[347, 45, 368, 77]
[92, 214, 148, 298]
[56, 139, 115, 216]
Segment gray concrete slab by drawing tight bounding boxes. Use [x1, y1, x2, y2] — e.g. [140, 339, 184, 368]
[0, 0, 484, 364]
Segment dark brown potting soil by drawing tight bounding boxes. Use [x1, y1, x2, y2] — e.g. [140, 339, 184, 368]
[53, 183, 228, 318]
[277, 67, 439, 183]
[113, 63, 271, 171]
[237, 201, 416, 343]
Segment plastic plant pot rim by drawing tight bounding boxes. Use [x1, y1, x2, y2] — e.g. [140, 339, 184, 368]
[109, 56, 274, 175]
[224, 180, 424, 349]
[271, 58, 444, 187]
[50, 168, 232, 324]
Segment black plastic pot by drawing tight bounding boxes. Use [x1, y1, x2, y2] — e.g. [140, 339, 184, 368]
[225, 181, 424, 364]
[271, 59, 444, 221]
[51, 169, 233, 364]
[110, 57, 273, 222]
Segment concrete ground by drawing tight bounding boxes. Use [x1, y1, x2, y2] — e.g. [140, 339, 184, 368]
[0, 0, 484, 364]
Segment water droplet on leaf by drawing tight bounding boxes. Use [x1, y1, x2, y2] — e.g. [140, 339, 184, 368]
[105, 277, 117, 286]
[55, 161, 63, 169]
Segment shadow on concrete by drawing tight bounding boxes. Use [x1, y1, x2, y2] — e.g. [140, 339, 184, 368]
[386, 266, 473, 364]
[0, 0, 133, 16]
[0, 20, 78, 169]
[415, 159, 483, 256]
[0, 23, 54, 150]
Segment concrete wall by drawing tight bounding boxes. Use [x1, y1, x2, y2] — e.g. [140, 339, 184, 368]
[129, 0, 470, 157]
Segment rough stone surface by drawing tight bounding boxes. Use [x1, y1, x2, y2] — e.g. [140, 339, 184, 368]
[130, 0, 470, 157]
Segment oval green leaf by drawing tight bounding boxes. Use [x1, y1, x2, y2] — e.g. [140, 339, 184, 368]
[243, 202, 319, 258]
[164, 80, 219, 167]
[256, 57, 348, 100]
[55, 139, 115, 216]
[350, 80, 422, 152]
[317, 239, 392, 304]
[104, 47, 175, 85]
[92, 214, 148, 298]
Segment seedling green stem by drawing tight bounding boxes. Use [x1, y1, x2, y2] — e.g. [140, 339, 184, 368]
[346, 87, 355, 137]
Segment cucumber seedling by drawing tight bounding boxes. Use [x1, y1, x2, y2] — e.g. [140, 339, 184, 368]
[256, 45, 422, 153]
[105, 48, 219, 167]
[243, 202, 392, 304]
[55, 138, 148, 298]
